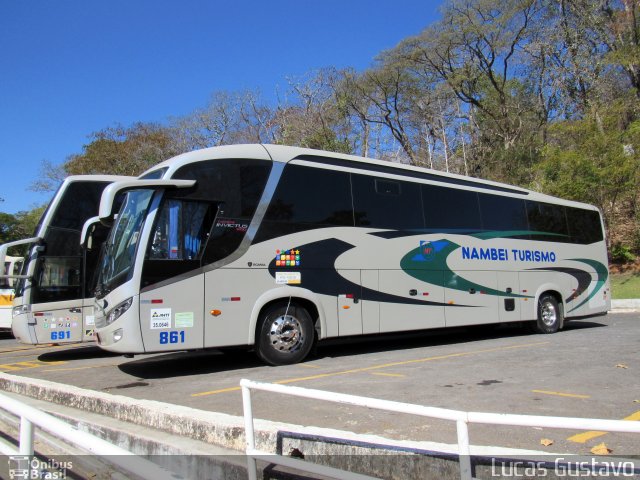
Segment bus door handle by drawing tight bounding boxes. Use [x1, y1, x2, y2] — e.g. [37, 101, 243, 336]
[69, 307, 82, 313]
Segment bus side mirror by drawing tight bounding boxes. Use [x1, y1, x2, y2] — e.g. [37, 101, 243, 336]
[0, 237, 41, 280]
[81, 215, 114, 251]
[81, 216, 102, 250]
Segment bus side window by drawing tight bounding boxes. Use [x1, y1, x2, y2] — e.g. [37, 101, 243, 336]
[255, 165, 353, 243]
[566, 207, 603, 244]
[478, 194, 528, 233]
[148, 200, 216, 261]
[352, 175, 424, 230]
[422, 184, 482, 232]
[526, 201, 570, 243]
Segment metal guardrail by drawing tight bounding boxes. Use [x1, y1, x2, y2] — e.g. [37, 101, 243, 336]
[240, 379, 640, 480]
[0, 391, 182, 480]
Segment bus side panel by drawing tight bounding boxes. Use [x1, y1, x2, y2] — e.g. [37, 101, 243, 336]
[204, 268, 274, 348]
[444, 270, 499, 327]
[361, 269, 379, 335]
[497, 271, 522, 323]
[379, 270, 445, 332]
[28, 300, 86, 344]
[336, 269, 363, 336]
[139, 275, 205, 352]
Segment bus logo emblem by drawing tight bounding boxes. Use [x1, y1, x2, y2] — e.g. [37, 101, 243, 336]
[419, 241, 435, 261]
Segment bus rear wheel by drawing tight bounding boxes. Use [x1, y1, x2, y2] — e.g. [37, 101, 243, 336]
[532, 294, 562, 334]
[256, 302, 314, 366]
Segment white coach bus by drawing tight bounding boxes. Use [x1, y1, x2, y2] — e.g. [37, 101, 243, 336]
[0, 175, 132, 344]
[90, 144, 610, 365]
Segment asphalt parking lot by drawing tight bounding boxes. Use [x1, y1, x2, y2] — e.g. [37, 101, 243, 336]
[1, 312, 639, 456]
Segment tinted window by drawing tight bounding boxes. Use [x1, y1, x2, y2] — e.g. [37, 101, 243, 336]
[50, 181, 110, 230]
[43, 228, 82, 256]
[526, 201, 570, 242]
[567, 207, 603, 244]
[478, 194, 528, 231]
[256, 165, 353, 242]
[174, 159, 272, 265]
[352, 174, 424, 230]
[173, 159, 271, 217]
[422, 184, 482, 231]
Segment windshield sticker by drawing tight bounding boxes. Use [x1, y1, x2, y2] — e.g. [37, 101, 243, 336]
[275, 249, 301, 267]
[150, 308, 172, 329]
[276, 271, 301, 285]
[174, 312, 194, 328]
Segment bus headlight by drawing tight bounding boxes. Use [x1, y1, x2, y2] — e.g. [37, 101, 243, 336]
[12, 305, 30, 318]
[105, 297, 133, 326]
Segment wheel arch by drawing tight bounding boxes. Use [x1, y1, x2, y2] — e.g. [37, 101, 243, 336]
[535, 287, 565, 330]
[248, 287, 326, 345]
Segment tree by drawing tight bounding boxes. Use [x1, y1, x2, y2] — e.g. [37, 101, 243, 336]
[0, 205, 47, 255]
[34, 123, 180, 193]
[273, 70, 352, 153]
[537, 99, 640, 249]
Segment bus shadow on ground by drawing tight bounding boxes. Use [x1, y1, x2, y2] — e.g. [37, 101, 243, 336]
[118, 348, 262, 379]
[38, 345, 121, 362]
[315, 320, 606, 360]
[0, 331, 15, 340]
[116, 321, 605, 380]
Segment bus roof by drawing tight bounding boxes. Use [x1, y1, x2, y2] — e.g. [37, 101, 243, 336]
[138, 144, 599, 212]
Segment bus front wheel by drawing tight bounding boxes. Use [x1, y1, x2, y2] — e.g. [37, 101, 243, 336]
[532, 294, 562, 334]
[256, 302, 314, 366]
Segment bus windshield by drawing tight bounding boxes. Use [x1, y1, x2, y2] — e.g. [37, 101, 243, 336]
[96, 189, 154, 297]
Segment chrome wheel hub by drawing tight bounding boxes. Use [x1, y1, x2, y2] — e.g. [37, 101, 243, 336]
[541, 302, 557, 327]
[268, 315, 303, 353]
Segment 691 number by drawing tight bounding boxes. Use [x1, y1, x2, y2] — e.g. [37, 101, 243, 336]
[159, 330, 185, 344]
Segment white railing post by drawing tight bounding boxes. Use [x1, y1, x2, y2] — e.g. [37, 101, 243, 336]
[19, 416, 34, 455]
[241, 382, 258, 480]
[456, 418, 472, 480]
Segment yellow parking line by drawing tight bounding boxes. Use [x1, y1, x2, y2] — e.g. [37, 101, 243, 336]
[370, 372, 406, 378]
[0, 364, 23, 371]
[41, 363, 121, 372]
[532, 390, 591, 399]
[0, 360, 67, 372]
[191, 340, 549, 397]
[0, 344, 70, 354]
[568, 410, 640, 443]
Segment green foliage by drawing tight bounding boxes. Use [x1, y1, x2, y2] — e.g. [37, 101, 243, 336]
[0, 205, 47, 255]
[611, 244, 636, 264]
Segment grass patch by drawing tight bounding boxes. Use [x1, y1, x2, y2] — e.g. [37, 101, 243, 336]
[610, 272, 640, 299]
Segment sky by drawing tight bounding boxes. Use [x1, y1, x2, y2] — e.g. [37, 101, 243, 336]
[0, 0, 441, 215]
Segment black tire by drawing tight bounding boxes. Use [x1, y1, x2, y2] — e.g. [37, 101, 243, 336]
[532, 294, 562, 334]
[255, 302, 314, 366]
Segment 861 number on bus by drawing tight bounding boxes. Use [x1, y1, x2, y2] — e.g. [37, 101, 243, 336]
[159, 331, 185, 344]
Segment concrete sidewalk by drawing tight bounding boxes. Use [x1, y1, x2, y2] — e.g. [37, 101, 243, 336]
[611, 299, 640, 311]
